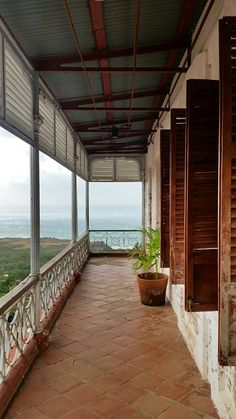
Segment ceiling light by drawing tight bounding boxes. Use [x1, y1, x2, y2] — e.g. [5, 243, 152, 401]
[111, 126, 119, 139]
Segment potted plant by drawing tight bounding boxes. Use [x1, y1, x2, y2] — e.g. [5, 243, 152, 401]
[129, 228, 168, 306]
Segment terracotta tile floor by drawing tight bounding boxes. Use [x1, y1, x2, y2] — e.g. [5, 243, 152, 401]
[5, 257, 219, 419]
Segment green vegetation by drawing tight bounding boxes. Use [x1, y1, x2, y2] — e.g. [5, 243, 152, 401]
[0, 238, 70, 297]
[129, 228, 161, 273]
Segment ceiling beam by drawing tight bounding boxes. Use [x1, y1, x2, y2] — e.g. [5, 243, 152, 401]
[78, 129, 156, 133]
[37, 66, 187, 73]
[70, 106, 169, 111]
[60, 87, 168, 108]
[87, 143, 145, 152]
[87, 151, 147, 156]
[33, 39, 189, 70]
[81, 132, 148, 144]
[86, 140, 145, 148]
[88, 0, 112, 122]
[74, 114, 157, 130]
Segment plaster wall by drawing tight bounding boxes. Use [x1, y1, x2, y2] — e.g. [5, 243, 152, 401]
[145, 0, 236, 417]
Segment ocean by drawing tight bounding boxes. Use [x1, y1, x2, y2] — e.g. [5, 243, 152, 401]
[0, 206, 142, 239]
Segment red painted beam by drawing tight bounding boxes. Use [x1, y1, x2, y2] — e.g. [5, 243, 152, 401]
[81, 132, 149, 144]
[60, 87, 168, 108]
[70, 106, 169, 111]
[79, 129, 156, 133]
[88, 0, 112, 122]
[88, 149, 146, 154]
[86, 140, 145, 147]
[87, 144, 144, 150]
[33, 39, 189, 69]
[38, 66, 187, 73]
[87, 144, 145, 152]
[73, 114, 157, 130]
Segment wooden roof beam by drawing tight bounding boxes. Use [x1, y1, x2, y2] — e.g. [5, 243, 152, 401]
[60, 87, 168, 108]
[74, 114, 157, 130]
[37, 66, 187, 73]
[33, 39, 189, 69]
[88, 0, 113, 122]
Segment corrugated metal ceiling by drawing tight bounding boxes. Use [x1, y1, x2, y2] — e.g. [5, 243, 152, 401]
[0, 0, 208, 154]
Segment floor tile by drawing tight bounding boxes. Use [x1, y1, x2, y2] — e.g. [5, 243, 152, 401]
[86, 394, 127, 417]
[4, 257, 219, 419]
[64, 383, 102, 405]
[134, 392, 173, 417]
[37, 395, 77, 418]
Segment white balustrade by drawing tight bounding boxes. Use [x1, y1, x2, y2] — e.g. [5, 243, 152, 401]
[0, 276, 37, 383]
[40, 233, 89, 322]
[0, 233, 89, 384]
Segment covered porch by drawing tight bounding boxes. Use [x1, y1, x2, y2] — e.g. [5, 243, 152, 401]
[5, 257, 217, 419]
[1, 0, 236, 418]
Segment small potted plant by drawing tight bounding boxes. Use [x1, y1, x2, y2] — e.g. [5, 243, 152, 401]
[129, 228, 168, 306]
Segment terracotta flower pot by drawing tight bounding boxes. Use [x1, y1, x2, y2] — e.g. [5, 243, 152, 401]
[137, 272, 168, 306]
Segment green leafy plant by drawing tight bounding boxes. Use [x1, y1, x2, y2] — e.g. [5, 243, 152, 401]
[129, 228, 161, 273]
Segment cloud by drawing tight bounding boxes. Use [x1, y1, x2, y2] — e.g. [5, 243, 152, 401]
[0, 129, 30, 186]
[0, 128, 141, 210]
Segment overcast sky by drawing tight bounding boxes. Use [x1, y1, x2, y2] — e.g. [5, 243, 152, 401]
[0, 127, 141, 209]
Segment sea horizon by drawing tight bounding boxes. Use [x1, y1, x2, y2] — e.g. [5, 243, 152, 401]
[0, 205, 142, 239]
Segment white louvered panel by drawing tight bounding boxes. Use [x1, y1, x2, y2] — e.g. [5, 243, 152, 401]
[39, 93, 55, 153]
[116, 158, 141, 181]
[84, 153, 88, 178]
[66, 129, 75, 172]
[0, 35, 3, 119]
[4, 42, 33, 138]
[76, 143, 82, 176]
[90, 158, 115, 181]
[55, 110, 66, 162]
[80, 148, 85, 176]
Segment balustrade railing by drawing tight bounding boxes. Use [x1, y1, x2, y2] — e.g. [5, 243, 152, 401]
[0, 233, 89, 384]
[89, 229, 142, 253]
[0, 276, 37, 383]
[40, 233, 89, 322]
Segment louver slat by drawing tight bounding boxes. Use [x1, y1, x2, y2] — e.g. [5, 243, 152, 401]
[89, 157, 141, 182]
[116, 158, 140, 181]
[185, 79, 219, 313]
[219, 17, 236, 366]
[4, 42, 33, 139]
[39, 93, 55, 154]
[160, 130, 170, 267]
[170, 109, 186, 284]
[90, 158, 114, 181]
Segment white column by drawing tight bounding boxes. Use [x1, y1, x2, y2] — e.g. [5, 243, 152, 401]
[86, 181, 89, 232]
[31, 72, 41, 333]
[72, 172, 78, 242]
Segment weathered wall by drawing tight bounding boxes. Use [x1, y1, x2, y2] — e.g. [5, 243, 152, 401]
[145, 0, 236, 417]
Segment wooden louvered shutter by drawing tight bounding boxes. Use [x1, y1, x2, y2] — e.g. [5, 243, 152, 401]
[170, 109, 186, 283]
[185, 79, 219, 312]
[160, 130, 170, 267]
[219, 17, 236, 366]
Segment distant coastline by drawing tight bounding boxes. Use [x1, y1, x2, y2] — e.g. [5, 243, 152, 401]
[0, 237, 71, 296]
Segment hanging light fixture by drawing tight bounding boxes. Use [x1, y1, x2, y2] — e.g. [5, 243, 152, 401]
[111, 126, 119, 139]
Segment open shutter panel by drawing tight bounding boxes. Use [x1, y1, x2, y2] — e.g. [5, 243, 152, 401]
[219, 17, 236, 366]
[160, 129, 170, 268]
[170, 109, 186, 284]
[185, 79, 219, 313]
